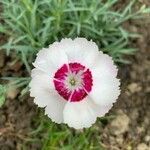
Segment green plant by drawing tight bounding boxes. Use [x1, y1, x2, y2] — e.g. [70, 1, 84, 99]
[1, 77, 30, 96]
[18, 111, 111, 150]
[0, 84, 6, 107]
[0, 0, 150, 149]
[1, 0, 150, 74]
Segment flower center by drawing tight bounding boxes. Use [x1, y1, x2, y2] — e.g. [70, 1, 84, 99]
[69, 78, 76, 86]
[53, 63, 93, 102]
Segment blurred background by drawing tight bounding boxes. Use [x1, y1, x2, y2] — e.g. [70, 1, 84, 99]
[0, 0, 150, 149]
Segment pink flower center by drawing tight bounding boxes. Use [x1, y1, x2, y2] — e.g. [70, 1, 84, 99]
[53, 63, 93, 102]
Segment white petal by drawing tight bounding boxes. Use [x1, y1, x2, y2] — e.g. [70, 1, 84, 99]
[59, 38, 100, 68]
[29, 68, 54, 101]
[82, 98, 113, 117]
[30, 69, 66, 123]
[91, 53, 118, 78]
[33, 45, 68, 75]
[33, 91, 51, 107]
[89, 77, 120, 106]
[63, 97, 97, 129]
[92, 102, 113, 117]
[29, 68, 54, 107]
[45, 92, 66, 124]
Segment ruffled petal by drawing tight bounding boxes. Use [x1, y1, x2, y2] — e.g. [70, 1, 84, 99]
[29, 68, 54, 100]
[33, 46, 68, 75]
[91, 102, 113, 117]
[58, 38, 100, 68]
[63, 97, 97, 129]
[80, 98, 113, 118]
[91, 53, 118, 78]
[30, 69, 66, 123]
[89, 77, 120, 106]
[45, 92, 66, 124]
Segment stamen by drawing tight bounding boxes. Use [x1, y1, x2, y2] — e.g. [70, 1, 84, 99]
[69, 78, 76, 86]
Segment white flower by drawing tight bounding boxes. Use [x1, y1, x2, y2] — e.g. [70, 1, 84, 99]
[29, 38, 120, 129]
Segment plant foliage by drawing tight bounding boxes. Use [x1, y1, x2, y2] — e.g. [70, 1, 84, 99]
[0, 84, 6, 107]
[1, 0, 150, 74]
[0, 0, 150, 149]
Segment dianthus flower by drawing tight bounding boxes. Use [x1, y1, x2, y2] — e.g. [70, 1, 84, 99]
[29, 38, 120, 129]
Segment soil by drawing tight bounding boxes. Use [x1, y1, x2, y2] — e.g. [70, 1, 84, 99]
[0, 1, 150, 150]
[101, 19, 150, 150]
[101, 1, 150, 148]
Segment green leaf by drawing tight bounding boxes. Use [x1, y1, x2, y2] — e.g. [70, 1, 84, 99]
[0, 85, 6, 107]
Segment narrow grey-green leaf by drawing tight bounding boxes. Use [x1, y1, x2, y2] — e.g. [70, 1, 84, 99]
[0, 85, 6, 107]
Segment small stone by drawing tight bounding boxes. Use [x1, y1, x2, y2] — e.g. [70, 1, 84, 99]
[137, 127, 144, 134]
[130, 25, 138, 33]
[128, 83, 142, 93]
[116, 136, 123, 145]
[6, 86, 19, 99]
[145, 136, 150, 142]
[137, 143, 149, 150]
[130, 109, 139, 120]
[127, 145, 132, 150]
[146, 86, 150, 93]
[110, 110, 130, 135]
[7, 60, 22, 72]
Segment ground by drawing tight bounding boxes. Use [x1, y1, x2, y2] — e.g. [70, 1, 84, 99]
[101, 16, 150, 149]
[0, 1, 150, 150]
